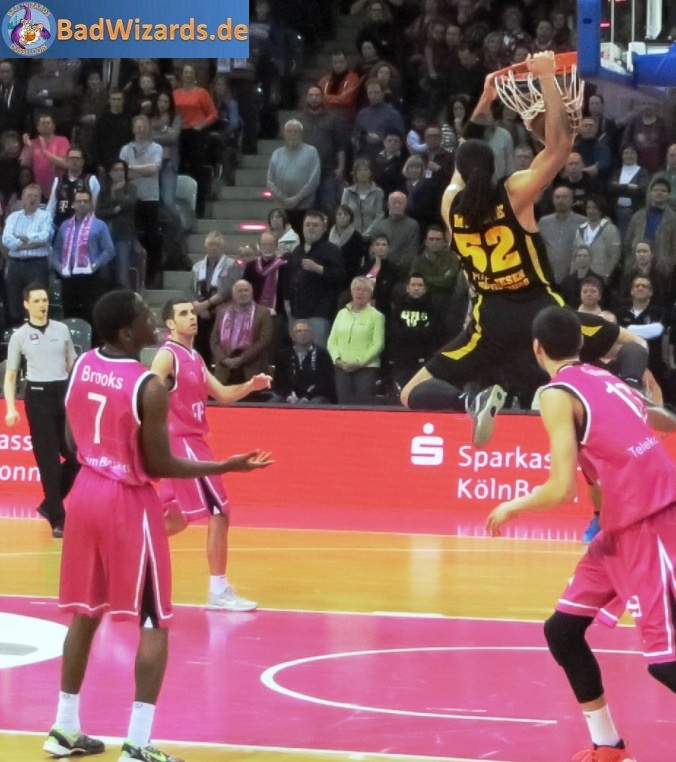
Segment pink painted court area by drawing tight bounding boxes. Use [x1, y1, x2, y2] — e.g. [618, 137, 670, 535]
[0, 595, 670, 761]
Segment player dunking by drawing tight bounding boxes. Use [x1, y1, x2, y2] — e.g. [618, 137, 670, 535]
[151, 299, 271, 611]
[44, 291, 272, 762]
[400, 52, 648, 447]
[487, 306, 676, 762]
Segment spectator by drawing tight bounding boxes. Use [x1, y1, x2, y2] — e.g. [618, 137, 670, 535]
[340, 157, 385, 235]
[650, 143, 676, 211]
[328, 203, 366, 287]
[0, 130, 22, 212]
[439, 94, 470, 151]
[207, 75, 241, 186]
[1, 183, 52, 326]
[47, 146, 101, 234]
[616, 275, 667, 382]
[625, 177, 676, 275]
[211, 279, 273, 386]
[558, 245, 605, 308]
[422, 124, 454, 187]
[0, 60, 30, 136]
[419, 17, 449, 114]
[514, 143, 534, 170]
[119, 114, 163, 288]
[444, 45, 487, 107]
[573, 115, 613, 186]
[27, 58, 78, 137]
[318, 48, 362, 131]
[539, 151, 594, 216]
[188, 230, 243, 364]
[355, 0, 399, 65]
[173, 64, 218, 217]
[453, 0, 491, 46]
[531, 19, 560, 53]
[497, 107, 531, 153]
[373, 129, 407, 197]
[366, 190, 420, 279]
[95, 159, 138, 288]
[587, 93, 620, 156]
[352, 79, 406, 164]
[266, 207, 300, 254]
[538, 185, 587, 285]
[91, 90, 133, 176]
[327, 276, 385, 405]
[21, 112, 69, 201]
[149, 90, 182, 225]
[5, 165, 36, 215]
[357, 232, 398, 316]
[485, 101, 516, 181]
[128, 73, 158, 118]
[388, 273, 446, 392]
[577, 275, 615, 322]
[374, 60, 402, 109]
[621, 101, 669, 173]
[266, 119, 321, 232]
[242, 230, 289, 350]
[499, 5, 532, 59]
[408, 224, 460, 304]
[285, 210, 345, 347]
[606, 144, 651, 240]
[271, 321, 335, 404]
[297, 85, 346, 216]
[618, 239, 672, 311]
[572, 196, 622, 283]
[74, 68, 109, 166]
[482, 31, 509, 72]
[354, 39, 382, 89]
[50, 189, 115, 327]
[401, 154, 442, 234]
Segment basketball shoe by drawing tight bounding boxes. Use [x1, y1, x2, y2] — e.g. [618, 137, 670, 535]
[206, 586, 257, 611]
[118, 742, 185, 762]
[572, 742, 637, 761]
[43, 726, 105, 756]
[467, 384, 506, 448]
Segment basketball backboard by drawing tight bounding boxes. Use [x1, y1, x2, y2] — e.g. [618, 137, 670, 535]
[577, 0, 676, 93]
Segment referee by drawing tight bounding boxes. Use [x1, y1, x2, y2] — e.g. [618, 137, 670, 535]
[3, 283, 79, 538]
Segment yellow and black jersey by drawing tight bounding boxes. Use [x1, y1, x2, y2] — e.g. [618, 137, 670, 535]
[448, 179, 557, 299]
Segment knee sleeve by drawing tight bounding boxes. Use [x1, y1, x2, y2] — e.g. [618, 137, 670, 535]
[406, 379, 465, 411]
[614, 342, 648, 388]
[544, 611, 604, 703]
[648, 661, 676, 693]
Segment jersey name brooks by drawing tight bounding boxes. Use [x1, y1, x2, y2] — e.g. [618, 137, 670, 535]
[450, 180, 555, 297]
[164, 341, 209, 438]
[550, 364, 676, 531]
[66, 349, 153, 485]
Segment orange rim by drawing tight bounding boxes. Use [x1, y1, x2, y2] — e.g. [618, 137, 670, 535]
[493, 51, 578, 80]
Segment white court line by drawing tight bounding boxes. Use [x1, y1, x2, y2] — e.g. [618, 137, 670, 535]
[0, 729, 523, 762]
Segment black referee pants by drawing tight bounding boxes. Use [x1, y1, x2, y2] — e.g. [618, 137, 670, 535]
[25, 380, 79, 529]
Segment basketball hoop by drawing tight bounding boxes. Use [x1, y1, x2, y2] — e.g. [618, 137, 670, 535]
[493, 52, 584, 138]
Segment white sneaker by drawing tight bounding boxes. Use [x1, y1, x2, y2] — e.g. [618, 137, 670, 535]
[468, 384, 506, 448]
[206, 587, 257, 612]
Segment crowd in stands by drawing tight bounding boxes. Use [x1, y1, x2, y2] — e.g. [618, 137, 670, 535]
[1, 0, 676, 409]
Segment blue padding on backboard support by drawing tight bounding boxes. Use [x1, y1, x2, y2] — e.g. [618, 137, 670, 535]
[577, 0, 602, 77]
[632, 45, 676, 87]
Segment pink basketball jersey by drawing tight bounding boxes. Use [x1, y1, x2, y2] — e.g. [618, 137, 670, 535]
[161, 340, 209, 438]
[65, 349, 154, 486]
[549, 364, 676, 531]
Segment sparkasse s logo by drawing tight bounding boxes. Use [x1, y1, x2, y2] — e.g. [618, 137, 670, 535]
[3, 2, 55, 56]
[410, 423, 444, 466]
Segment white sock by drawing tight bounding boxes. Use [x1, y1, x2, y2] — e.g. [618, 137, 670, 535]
[209, 575, 228, 596]
[126, 701, 155, 747]
[583, 705, 622, 747]
[55, 691, 80, 734]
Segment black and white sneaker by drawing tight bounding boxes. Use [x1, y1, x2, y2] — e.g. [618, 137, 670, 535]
[43, 727, 105, 757]
[467, 384, 506, 448]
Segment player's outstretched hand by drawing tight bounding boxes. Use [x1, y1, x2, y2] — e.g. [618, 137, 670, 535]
[250, 373, 273, 392]
[223, 450, 274, 472]
[526, 50, 557, 79]
[485, 502, 515, 536]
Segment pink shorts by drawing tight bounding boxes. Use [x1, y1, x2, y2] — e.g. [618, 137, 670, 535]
[557, 503, 676, 664]
[59, 468, 172, 627]
[158, 434, 229, 522]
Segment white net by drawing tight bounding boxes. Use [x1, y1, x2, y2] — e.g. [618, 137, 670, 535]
[493, 62, 585, 137]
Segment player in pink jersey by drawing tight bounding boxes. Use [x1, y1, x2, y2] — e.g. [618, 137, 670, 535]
[486, 306, 676, 762]
[151, 299, 272, 611]
[45, 291, 272, 762]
